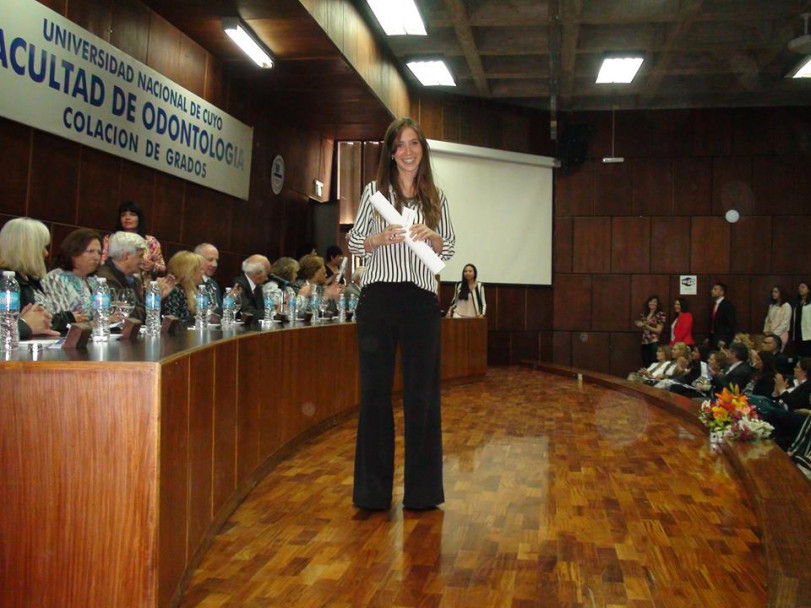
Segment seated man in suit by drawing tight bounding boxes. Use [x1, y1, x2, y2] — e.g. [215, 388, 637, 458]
[761, 333, 794, 377]
[232, 254, 270, 319]
[761, 358, 811, 450]
[195, 242, 222, 316]
[710, 341, 752, 393]
[96, 231, 147, 322]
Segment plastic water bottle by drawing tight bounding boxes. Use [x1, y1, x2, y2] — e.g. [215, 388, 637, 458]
[263, 286, 275, 323]
[0, 270, 21, 351]
[288, 289, 297, 321]
[145, 280, 161, 336]
[195, 284, 209, 329]
[91, 277, 111, 342]
[221, 287, 235, 327]
[337, 294, 346, 322]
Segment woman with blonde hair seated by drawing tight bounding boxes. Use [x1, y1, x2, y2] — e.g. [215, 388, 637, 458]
[0, 218, 60, 337]
[629, 344, 673, 384]
[161, 251, 204, 323]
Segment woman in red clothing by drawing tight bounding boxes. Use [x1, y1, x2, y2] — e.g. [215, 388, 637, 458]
[669, 297, 695, 346]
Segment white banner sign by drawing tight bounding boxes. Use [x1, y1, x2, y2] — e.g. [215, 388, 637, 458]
[0, 0, 253, 199]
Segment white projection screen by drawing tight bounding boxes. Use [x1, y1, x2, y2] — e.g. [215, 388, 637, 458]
[428, 139, 555, 286]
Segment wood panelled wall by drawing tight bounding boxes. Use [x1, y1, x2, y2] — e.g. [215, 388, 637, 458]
[416, 96, 811, 373]
[553, 107, 811, 376]
[0, 0, 345, 287]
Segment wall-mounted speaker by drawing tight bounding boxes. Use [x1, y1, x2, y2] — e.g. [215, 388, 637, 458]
[557, 123, 592, 175]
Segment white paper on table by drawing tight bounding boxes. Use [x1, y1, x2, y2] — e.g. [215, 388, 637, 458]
[370, 191, 445, 274]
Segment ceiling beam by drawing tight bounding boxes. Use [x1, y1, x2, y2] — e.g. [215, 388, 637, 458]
[559, 0, 582, 110]
[641, 0, 704, 103]
[442, 0, 490, 96]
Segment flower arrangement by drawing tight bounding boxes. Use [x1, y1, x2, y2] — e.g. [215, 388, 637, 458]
[698, 385, 774, 441]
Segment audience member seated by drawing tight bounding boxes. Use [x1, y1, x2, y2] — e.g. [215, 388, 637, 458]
[195, 243, 221, 315]
[0, 218, 59, 338]
[745, 350, 776, 398]
[669, 297, 694, 346]
[232, 255, 271, 319]
[324, 245, 344, 285]
[764, 285, 792, 349]
[761, 333, 794, 376]
[38, 228, 102, 328]
[101, 200, 165, 277]
[96, 232, 148, 322]
[345, 266, 365, 298]
[760, 358, 811, 450]
[710, 341, 753, 393]
[652, 342, 691, 389]
[669, 345, 711, 397]
[628, 345, 673, 385]
[447, 263, 486, 319]
[268, 257, 299, 289]
[161, 251, 205, 324]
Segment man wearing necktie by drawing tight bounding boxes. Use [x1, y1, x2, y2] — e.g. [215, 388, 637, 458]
[708, 282, 736, 349]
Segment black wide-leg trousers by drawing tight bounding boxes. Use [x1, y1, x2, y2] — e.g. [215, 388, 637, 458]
[352, 282, 444, 509]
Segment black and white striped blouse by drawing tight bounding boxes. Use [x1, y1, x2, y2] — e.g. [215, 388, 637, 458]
[347, 182, 455, 293]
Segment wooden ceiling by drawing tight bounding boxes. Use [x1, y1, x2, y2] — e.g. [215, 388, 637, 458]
[378, 0, 811, 111]
[140, 0, 395, 140]
[141, 0, 811, 126]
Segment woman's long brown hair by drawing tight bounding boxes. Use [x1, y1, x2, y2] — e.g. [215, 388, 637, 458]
[375, 117, 441, 229]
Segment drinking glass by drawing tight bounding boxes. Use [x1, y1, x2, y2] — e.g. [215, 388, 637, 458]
[117, 288, 137, 319]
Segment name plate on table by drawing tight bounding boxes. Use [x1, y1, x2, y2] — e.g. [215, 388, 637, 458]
[120, 318, 142, 341]
[161, 315, 181, 335]
[62, 323, 91, 349]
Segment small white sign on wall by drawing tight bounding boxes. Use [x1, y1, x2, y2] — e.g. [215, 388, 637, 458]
[680, 275, 698, 295]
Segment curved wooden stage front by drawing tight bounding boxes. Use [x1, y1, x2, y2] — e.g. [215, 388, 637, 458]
[3, 321, 810, 607]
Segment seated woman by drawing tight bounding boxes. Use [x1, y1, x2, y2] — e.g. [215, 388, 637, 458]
[38, 228, 102, 328]
[629, 344, 673, 385]
[745, 350, 776, 398]
[161, 251, 205, 324]
[447, 263, 486, 318]
[101, 200, 166, 278]
[293, 254, 343, 303]
[652, 342, 692, 389]
[669, 346, 713, 397]
[0, 218, 60, 338]
[669, 297, 694, 346]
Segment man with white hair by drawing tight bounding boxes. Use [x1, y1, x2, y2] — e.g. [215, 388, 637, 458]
[232, 254, 270, 318]
[195, 243, 221, 315]
[96, 231, 148, 321]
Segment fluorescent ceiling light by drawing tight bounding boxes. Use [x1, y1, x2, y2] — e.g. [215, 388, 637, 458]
[596, 57, 644, 84]
[407, 60, 456, 86]
[790, 56, 811, 78]
[223, 18, 274, 69]
[366, 0, 426, 36]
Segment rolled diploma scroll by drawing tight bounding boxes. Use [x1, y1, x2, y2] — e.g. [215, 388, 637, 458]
[370, 191, 446, 274]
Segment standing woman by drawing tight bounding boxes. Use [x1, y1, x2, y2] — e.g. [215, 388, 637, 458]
[635, 295, 666, 367]
[447, 263, 486, 318]
[764, 285, 792, 350]
[669, 297, 694, 346]
[792, 282, 811, 357]
[347, 117, 455, 511]
[101, 200, 166, 277]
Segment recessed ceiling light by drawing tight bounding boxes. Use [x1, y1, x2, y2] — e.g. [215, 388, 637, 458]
[789, 56, 811, 78]
[407, 60, 456, 87]
[596, 57, 644, 84]
[366, 0, 426, 36]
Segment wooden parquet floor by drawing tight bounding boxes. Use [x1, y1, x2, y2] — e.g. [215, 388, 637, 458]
[179, 367, 766, 608]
